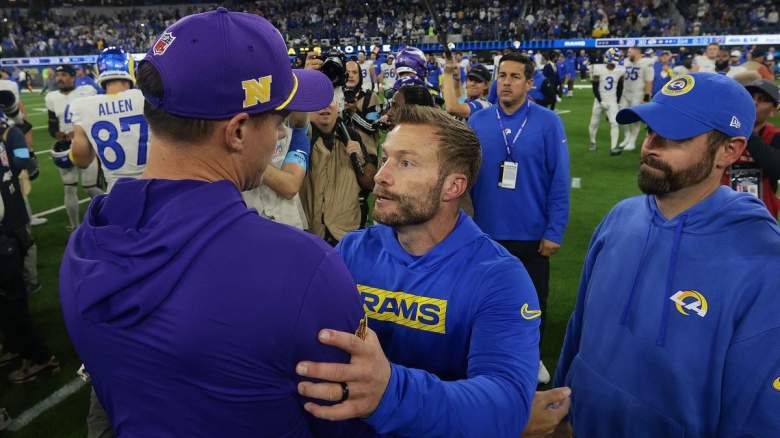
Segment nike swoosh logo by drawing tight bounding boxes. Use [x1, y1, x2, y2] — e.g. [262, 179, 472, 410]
[773, 377, 780, 392]
[520, 303, 542, 320]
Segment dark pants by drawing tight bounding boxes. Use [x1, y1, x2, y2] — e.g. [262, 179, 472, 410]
[0, 232, 49, 363]
[497, 240, 550, 344]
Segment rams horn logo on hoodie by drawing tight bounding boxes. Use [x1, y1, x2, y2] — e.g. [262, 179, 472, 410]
[669, 290, 708, 318]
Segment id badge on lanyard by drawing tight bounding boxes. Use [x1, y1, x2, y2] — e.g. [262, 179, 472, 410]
[499, 161, 518, 189]
[496, 103, 529, 190]
[729, 164, 763, 199]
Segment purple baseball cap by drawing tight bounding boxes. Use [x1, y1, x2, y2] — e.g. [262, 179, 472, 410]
[139, 8, 333, 119]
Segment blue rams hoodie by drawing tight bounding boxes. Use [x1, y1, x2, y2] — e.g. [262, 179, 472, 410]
[337, 212, 540, 437]
[60, 179, 376, 438]
[555, 187, 780, 437]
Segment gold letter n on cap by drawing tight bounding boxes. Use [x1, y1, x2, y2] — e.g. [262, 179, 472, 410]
[242, 76, 273, 108]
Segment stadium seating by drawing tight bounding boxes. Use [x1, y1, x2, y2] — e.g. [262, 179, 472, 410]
[1, 0, 778, 58]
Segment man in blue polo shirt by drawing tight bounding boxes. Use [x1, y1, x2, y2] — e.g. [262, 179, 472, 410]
[59, 9, 374, 437]
[468, 52, 570, 384]
[295, 105, 571, 437]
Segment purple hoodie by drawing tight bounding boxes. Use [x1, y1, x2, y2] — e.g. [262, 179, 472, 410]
[60, 178, 375, 437]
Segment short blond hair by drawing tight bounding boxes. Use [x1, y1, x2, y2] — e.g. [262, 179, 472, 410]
[390, 105, 482, 189]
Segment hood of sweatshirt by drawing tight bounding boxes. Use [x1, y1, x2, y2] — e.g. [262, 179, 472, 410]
[61, 178, 252, 328]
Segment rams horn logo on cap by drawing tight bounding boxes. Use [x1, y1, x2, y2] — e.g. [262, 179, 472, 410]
[669, 290, 708, 318]
[662, 74, 695, 97]
[152, 32, 176, 56]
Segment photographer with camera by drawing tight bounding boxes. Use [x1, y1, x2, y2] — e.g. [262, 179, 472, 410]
[300, 92, 377, 245]
[0, 112, 59, 384]
[344, 59, 382, 157]
[300, 49, 377, 245]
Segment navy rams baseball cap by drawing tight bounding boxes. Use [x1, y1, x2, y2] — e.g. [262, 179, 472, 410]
[139, 7, 333, 120]
[617, 72, 755, 140]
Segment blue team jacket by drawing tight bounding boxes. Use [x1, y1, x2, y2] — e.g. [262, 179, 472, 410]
[555, 187, 780, 436]
[337, 212, 540, 437]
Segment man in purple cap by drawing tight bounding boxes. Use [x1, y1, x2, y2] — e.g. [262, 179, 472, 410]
[552, 73, 780, 436]
[60, 9, 375, 437]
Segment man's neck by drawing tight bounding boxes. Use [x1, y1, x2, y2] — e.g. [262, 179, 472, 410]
[313, 121, 337, 136]
[395, 208, 459, 257]
[655, 176, 721, 220]
[141, 137, 241, 189]
[754, 121, 768, 134]
[500, 96, 526, 116]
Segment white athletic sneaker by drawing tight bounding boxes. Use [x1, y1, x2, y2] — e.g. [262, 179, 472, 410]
[623, 144, 636, 151]
[538, 360, 551, 384]
[30, 216, 47, 226]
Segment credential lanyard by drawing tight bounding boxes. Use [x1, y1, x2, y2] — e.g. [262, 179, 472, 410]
[496, 100, 530, 161]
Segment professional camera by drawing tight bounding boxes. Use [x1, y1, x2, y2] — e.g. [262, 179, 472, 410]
[319, 49, 347, 88]
[0, 90, 20, 119]
[343, 88, 358, 104]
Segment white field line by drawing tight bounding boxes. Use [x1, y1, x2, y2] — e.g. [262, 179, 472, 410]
[33, 197, 90, 218]
[7, 378, 86, 431]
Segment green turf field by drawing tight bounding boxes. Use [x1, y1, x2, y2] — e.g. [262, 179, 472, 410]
[1, 86, 777, 437]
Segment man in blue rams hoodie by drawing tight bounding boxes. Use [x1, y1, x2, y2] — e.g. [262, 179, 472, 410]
[295, 105, 572, 437]
[554, 72, 780, 436]
[59, 10, 376, 438]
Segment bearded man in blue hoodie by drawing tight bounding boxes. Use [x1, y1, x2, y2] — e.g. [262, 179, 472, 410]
[295, 104, 572, 437]
[59, 10, 377, 438]
[554, 72, 780, 436]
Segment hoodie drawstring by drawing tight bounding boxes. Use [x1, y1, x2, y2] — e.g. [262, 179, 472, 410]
[620, 223, 654, 326]
[656, 214, 687, 346]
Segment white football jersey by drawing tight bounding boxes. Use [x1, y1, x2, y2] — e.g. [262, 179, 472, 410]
[241, 125, 307, 229]
[672, 65, 689, 76]
[593, 64, 625, 102]
[69, 89, 148, 190]
[694, 55, 717, 73]
[45, 85, 97, 134]
[381, 63, 397, 90]
[360, 60, 374, 92]
[622, 58, 654, 97]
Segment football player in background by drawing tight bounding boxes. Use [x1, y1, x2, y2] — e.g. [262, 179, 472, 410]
[588, 48, 626, 155]
[70, 47, 148, 193]
[619, 47, 654, 151]
[45, 65, 103, 231]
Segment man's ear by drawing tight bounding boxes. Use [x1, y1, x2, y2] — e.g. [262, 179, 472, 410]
[441, 172, 468, 203]
[224, 112, 250, 152]
[716, 136, 747, 169]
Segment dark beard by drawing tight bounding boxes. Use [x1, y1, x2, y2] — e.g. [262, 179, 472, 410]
[373, 175, 445, 227]
[638, 150, 716, 195]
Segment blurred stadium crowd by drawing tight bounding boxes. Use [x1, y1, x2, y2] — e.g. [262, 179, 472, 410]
[0, 0, 778, 58]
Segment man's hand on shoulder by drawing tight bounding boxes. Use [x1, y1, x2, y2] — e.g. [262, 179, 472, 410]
[296, 327, 391, 421]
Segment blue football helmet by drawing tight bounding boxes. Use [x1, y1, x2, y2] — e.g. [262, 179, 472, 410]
[603, 47, 622, 64]
[97, 47, 134, 87]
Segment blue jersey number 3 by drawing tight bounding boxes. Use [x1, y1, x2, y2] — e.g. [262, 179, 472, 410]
[91, 115, 148, 171]
[604, 76, 614, 90]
